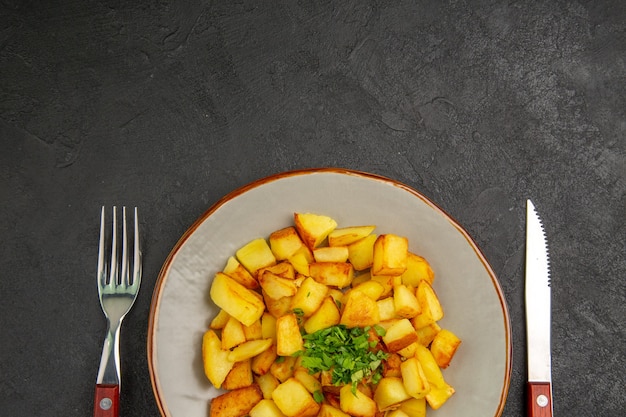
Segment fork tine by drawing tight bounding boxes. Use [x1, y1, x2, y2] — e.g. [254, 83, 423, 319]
[97, 206, 107, 287]
[120, 207, 129, 286]
[132, 207, 141, 288]
[109, 206, 119, 286]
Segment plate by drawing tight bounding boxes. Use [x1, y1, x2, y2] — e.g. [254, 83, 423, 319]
[148, 168, 511, 417]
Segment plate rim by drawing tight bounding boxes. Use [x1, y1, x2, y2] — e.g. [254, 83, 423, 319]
[147, 167, 512, 417]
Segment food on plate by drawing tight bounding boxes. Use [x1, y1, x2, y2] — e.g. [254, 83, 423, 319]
[203, 213, 461, 417]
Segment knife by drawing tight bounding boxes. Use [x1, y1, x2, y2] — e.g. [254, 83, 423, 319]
[525, 199, 553, 417]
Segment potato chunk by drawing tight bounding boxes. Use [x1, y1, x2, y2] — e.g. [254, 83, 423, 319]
[340, 289, 380, 328]
[339, 384, 377, 417]
[372, 234, 409, 276]
[309, 262, 354, 289]
[294, 212, 338, 249]
[270, 226, 306, 260]
[401, 253, 434, 286]
[210, 384, 263, 417]
[211, 272, 265, 326]
[223, 359, 254, 390]
[430, 329, 461, 368]
[382, 318, 418, 352]
[236, 238, 277, 276]
[224, 256, 259, 289]
[290, 277, 328, 317]
[202, 330, 235, 389]
[328, 225, 376, 247]
[347, 234, 377, 271]
[400, 357, 430, 399]
[250, 399, 287, 417]
[276, 313, 303, 356]
[372, 377, 411, 411]
[272, 378, 320, 417]
[303, 296, 341, 334]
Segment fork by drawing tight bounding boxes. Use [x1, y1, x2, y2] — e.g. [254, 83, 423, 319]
[94, 206, 142, 417]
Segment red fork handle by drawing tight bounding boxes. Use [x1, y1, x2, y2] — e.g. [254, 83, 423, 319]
[94, 384, 119, 417]
[527, 381, 553, 417]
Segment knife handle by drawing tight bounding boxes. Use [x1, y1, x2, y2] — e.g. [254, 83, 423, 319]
[94, 384, 119, 417]
[527, 381, 553, 417]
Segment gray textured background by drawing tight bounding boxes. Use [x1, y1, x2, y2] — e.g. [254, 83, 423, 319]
[1, 1, 624, 416]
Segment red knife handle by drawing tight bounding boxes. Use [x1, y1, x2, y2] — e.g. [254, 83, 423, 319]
[527, 381, 553, 417]
[94, 384, 119, 417]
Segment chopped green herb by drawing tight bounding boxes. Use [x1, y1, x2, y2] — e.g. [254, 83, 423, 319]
[298, 325, 388, 393]
[313, 390, 324, 403]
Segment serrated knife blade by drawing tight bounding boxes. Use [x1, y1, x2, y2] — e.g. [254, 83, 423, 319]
[525, 199, 553, 417]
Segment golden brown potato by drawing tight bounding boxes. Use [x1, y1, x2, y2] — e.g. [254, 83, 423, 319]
[210, 272, 265, 327]
[309, 262, 354, 289]
[209, 309, 231, 330]
[276, 313, 303, 356]
[223, 256, 259, 289]
[401, 253, 434, 286]
[250, 399, 288, 417]
[236, 238, 277, 276]
[202, 329, 235, 389]
[303, 296, 341, 334]
[429, 329, 461, 369]
[222, 316, 247, 350]
[270, 227, 306, 260]
[270, 356, 297, 382]
[382, 352, 403, 378]
[294, 212, 338, 249]
[347, 234, 377, 271]
[272, 377, 321, 417]
[228, 339, 273, 363]
[339, 384, 377, 417]
[398, 397, 426, 417]
[328, 225, 376, 247]
[415, 322, 441, 347]
[293, 368, 322, 394]
[382, 318, 418, 352]
[259, 262, 296, 279]
[263, 291, 294, 319]
[222, 359, 254, 390]
[412, 281, 444, 328]
[373, 377, 412, 411]
[290, 277, 328, 317]
[400, 357, 430, 399]
[251, 343, 278, 375]
[340, 289, 380, 328]
[255, 373, 280, 399]
[313, 246, 350, 262]
[425, 383, 455, 410]
[372, 234, 409, 276]
[393, 284, 421, 319]
[210, 384, 263, 417]
[413, 345, 445, 389]
[353, 280, 386, 300]
[259, 271, 298, 299]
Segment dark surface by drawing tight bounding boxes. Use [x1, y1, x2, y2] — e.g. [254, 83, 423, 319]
[1, 1, 624, 416]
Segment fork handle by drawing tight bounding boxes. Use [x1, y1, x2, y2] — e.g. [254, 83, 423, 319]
[94, 384, 119, 417]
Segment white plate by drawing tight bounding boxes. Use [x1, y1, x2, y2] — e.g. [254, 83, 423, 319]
[148, 168, 511, 417]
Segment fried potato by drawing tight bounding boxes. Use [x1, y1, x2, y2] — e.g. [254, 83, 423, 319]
[202, 330, 235, 389]
[210, 384, 263, 417]
[294, 212, 338, 249]
[222, 359, 254, 390]
[372, 234, 409, 276]
[430, 329, 461, 369]
[276, 313, 303, 356]
[272, 378, 320, 417]
[236, 238, 277, 276]
[210, 272, 265, 326]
